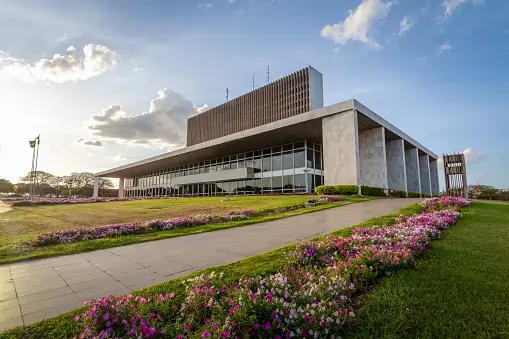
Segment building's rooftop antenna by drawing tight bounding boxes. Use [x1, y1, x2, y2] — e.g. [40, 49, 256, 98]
[266, 65, 270, 84]
[252, 74, 255, 90]
[226, 88, 229, 102]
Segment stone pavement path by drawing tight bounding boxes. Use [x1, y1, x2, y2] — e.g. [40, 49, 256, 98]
[0, 201, 12, 214]
[0, 198, 420, 332]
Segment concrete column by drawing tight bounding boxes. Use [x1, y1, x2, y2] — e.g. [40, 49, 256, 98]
[118, 177, 125, 199]
[419, 154, 432, 196]
[359, 127, 388, 189]
[93, 177, 99, 198]
[385, 139, 407, 193]
[405, 148, 421, 196]
[322, 110, 360, 186]
[429, 158, 439, 196]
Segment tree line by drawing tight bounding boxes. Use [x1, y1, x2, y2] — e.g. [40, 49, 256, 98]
[0, 172, 116, 197]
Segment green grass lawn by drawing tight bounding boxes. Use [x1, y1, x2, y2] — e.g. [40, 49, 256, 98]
[0, 202, 420, 339]
[0, 195, 370, 264]
[4, 201, 508, 339]
[340, 200, 509, 339]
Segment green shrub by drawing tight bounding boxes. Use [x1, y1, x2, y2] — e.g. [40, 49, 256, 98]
[315, 185, 335, 195]
[315, 185, 359, 195]
[334, 185, 359, 195]
[408, 192, 421, 198]
[361, 186, 385, 197]
[390, 190, 407, 198]
[422, 194, 432, 198]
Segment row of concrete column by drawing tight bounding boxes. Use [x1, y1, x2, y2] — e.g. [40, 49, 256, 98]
[92, 177, 125, 198]
[322, 110, 439, 196]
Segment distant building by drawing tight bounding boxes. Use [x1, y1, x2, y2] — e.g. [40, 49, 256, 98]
[94, 66, 439, 197]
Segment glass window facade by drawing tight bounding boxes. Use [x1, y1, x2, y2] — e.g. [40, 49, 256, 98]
[124, 141, 324, 197]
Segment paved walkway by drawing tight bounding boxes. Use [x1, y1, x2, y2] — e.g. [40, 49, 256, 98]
[0, 201, 12, 214]
[0, 198, 420, 332]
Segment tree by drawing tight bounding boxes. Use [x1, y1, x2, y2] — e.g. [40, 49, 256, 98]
[20, 171, 55, 196]
[0, 179, 14, 194]
[98, 178, 114, 197]
[50, 176, 64, 197]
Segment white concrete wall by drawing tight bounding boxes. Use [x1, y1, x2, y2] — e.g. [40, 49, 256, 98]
[429, 159, 440, 196]
[93, 177, 99, 198]
[419, 154, 432, 196]
[359, 127, 388, 189]
[405, 148, 421, 195]
[322, 110, 360, 186]
[309, 66, 324, 110]
[118, 178, 125, 198]
[386, 139, 407, 192]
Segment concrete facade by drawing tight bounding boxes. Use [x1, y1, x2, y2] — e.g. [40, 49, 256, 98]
[405, 148, 421, 195]
[186, 66, 324, 146]
[94, 67, 438, 198]
[118, 178, 125, 199]
[419, 154, 432, 196]
[429, 159, 440, 196]
[322, 110, 360, 186]
[93, 177, 99, 198]
[359, 127, 388, 189]
[386, 139, 407, 192]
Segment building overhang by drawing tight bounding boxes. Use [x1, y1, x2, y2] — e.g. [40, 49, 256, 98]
[96, 99, 437, 178]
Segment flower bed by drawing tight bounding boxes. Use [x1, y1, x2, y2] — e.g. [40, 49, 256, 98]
[8, 196, 162, 206]
[70, 196, 472, 338]
[30, 196, 339, 247]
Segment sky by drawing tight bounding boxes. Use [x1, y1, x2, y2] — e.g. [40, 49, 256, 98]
[0, 0, 508, 189]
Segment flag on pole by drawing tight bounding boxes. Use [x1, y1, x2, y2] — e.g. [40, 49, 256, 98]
[29, 135, 40, 148]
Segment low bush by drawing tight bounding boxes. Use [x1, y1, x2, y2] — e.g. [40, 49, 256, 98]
[361, 185, 385, 197]
[390, 190, 407, 198]
[314, 185, 359, 195]
[335, 185, 359, 195]
[408, 192, 421, 198]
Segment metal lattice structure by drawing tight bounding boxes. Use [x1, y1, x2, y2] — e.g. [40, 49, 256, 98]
[443, 153, 468, 198]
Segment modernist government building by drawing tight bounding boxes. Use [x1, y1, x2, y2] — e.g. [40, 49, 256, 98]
[93, 66, 439, 198]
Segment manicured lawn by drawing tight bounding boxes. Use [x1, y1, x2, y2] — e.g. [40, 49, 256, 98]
[3, 201, 506, 339]
[341, 200, 509, 339]
[0, 195, 370, 264]
[0, 202, 421, 339]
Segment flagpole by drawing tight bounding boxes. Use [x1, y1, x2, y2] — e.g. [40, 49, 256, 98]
[34, 136, 40, 197]
[29, 143, 36, 200]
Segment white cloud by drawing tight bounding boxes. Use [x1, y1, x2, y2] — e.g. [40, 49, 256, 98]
[228, 0, 237, 3]
[0, 44, 118, 83]
[398, 16, 415, 36]
[320, 0, 393, 48]
[132, 67, 144, 72]
[463, 147, 483, 164]
[76, 139, 105, 147]
[437, 147, 484, 169]
[438, 41, 452, 54]
[111, 154, 126, 161]
[443, 0, 485, 18]
[198, 3, 213, 7]
[88, 89, 208, 148]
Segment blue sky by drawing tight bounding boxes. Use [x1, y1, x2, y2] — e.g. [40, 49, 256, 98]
[0, 0, 508, 188]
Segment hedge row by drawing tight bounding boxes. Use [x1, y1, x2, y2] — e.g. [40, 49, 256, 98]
[314, 185, 359, 195]
[390, 190, 408, 198]
[408, 192, 421, 198]
[360, 186, 385, 197]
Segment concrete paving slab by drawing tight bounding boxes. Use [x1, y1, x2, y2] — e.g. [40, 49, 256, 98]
[0, 298, 18, 311]
[0, 306, 21, 322]
[0, 198, 420, 332]
[0, 317, 23, 332]
[17, 286, 75, 306]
